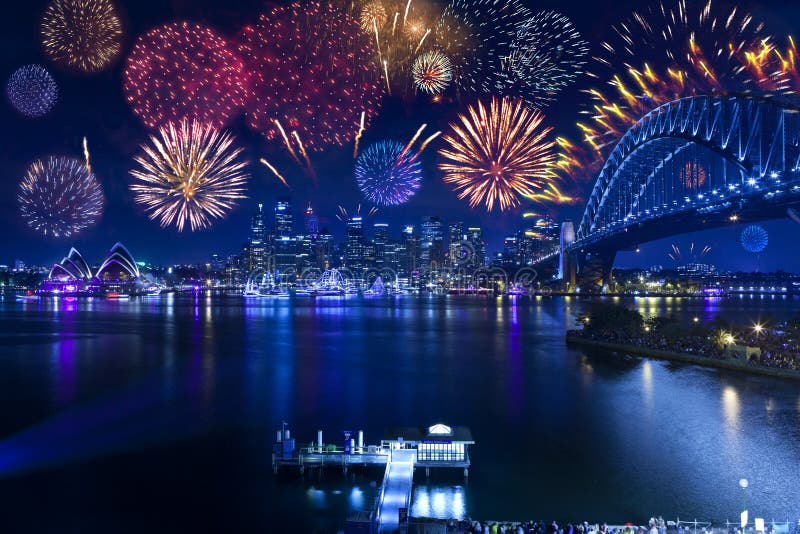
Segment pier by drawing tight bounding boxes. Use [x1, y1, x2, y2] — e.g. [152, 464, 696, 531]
[272, 423, 474, 532]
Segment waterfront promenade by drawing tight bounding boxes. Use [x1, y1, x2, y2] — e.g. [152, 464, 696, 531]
[565, 335, 800, 381]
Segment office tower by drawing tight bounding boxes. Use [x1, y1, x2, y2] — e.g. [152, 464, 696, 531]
[344, 216, 364, 274]
[420, 216, 444, 272]
[448, 222, 464, 270]
[248, 203, 268, 272]
[304, 204, 319, 235]
[401, 225, 417, 274]
[373, 223, 389, 269]
[274, 198, 296, 282]
[466, 227, 485, 271]
[317, 228, 334, 269]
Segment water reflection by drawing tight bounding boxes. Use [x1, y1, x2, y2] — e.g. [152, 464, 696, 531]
[412, 485, 466, 520]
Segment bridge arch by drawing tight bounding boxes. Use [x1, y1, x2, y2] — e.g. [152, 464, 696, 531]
[576, 94, 800, 247]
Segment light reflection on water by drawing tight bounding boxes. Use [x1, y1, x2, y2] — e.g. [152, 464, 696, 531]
[0, 293, 798, 530]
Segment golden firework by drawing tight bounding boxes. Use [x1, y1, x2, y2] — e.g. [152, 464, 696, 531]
[130, 119, 249, 232]
[438, 97, 557, 212]
[40, 0, 123, 73]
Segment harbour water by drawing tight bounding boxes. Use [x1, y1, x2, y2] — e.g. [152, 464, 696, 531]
[0, 293, 798, 532]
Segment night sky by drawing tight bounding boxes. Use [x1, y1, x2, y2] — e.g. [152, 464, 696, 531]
[2, 0, 800, 272]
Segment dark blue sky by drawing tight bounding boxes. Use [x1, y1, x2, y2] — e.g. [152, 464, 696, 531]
[2, 0, 799, 271]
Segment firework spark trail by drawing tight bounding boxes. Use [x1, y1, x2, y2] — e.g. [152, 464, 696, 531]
[129, 119, 249, 232]
[403, 0, 412, 25]
[399, 123, 427, 160]
[354, 111, 366, 158]
[274, 119, 302, 166]
[291, 131, 317, 182]
[413, 28, 431, 54]
[83, 137, 91, 173]
[417, 131, 441, 154]
[383, 60, 391, 93]
[259, 158, 291, 189]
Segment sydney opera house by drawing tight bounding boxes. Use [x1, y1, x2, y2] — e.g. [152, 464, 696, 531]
[41, 242, 153, 296]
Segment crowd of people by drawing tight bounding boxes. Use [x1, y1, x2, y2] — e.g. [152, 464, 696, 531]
[568, 304, 800, 373]
[404, 516, 797, 534]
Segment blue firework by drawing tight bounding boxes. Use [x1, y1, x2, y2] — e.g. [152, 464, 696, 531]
[6, 64, 58, 118]
[740, 224, 768, 253]
[355, 140, 422, 206]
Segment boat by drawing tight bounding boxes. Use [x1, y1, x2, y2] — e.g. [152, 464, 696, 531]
[309, 269, 356, 296]
[363, 276, 386, 297]
[106, 292, 130, 299]
[243, 271, 288, 298]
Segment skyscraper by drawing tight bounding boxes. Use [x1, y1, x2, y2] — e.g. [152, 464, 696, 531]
[248, 203, 267, 272]
[466, 227, 485, 271]
[275, 197, 293, 237]
[420, 216, 444, 272]
[448, 222, 464, 270]
[373, 223, 389, 269]
[274, 198, 296, 283]
[344, 216, 364, 274]
[304, 204, 319, 235]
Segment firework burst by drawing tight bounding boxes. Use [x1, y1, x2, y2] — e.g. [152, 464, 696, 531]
[129, 119, 249, 232]
[123, 21, 249, 129]
[238, 1, 384, 152]
[502, 11, 588, 106]
[6, 64, 58, 118]
[438, 97, 557, 212]
[40, 0, 123, 73]
[355, 140, 423, 205]
[360, 1, 388, 32]
[436, 0, 530, 93]
[740, 224, 768, 253]
[18, 156, 104, 238]
[412, 50, 453, 93]
[580, 0, 769, 164]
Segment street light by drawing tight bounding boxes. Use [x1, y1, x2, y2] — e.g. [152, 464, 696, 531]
[753, 323, 763, 334]
[739, 478, 749, 528]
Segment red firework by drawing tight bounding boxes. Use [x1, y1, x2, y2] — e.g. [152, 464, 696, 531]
[123, 21, 248, 129]
[237, 1, 384, 151]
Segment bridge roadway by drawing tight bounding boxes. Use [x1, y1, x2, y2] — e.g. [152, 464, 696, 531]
[376, 448, 416, 532]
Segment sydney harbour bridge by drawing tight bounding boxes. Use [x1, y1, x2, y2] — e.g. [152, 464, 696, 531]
[534, 93, 800, 290]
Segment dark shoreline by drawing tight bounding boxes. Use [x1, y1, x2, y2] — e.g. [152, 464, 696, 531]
[566, 334, 800, 381]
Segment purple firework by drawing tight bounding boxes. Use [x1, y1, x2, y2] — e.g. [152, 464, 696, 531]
[6, 64, 58, 118]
